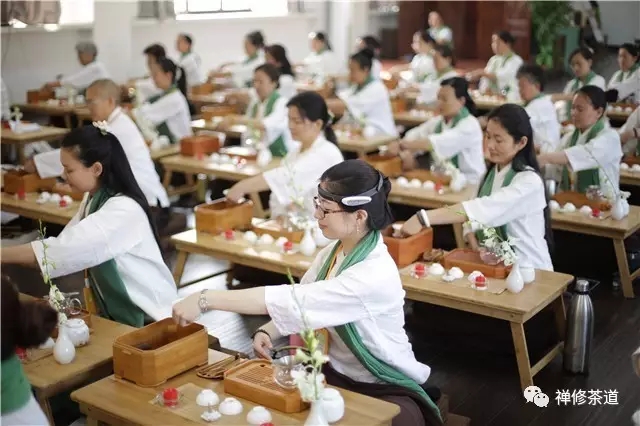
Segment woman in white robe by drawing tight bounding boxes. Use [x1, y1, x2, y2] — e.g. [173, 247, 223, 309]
[390, 77, 486, 184]
[134, 44, 166, 105]
[551, 47, 606, 122]
[326, 49, 398, 138]
[226, 91, 344, 218]
[607, 43, 640, 104]
[355, 35, 383, 78]
[414, 44, 459, 105]
[176, 33, 207, 89]
[538, 85, 622, 200]
[401, 104, 553, 271]
[174, 159, 443, 426]
[619, 106, 640, 155]
[1, 125, 178, 327]
[301, 32, 341, 81]
[134, 57, 193, 145]
[516, 64, 562, 153]
[467, 31, 523, 101]
[265, 44, 297, 101]
[215, 31, 266, 88]
[389, 30, 436, 84]
[221, 64, 293, 158]
[427, 11, 453, 45]
[44, 41, 109, 94]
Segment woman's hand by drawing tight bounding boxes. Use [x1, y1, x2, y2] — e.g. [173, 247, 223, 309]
[387, 141, 402, 156]
[466, 232, 481, 251]
[23, 159, 36, 174]
[253, 332, 273, 359]
[537, 154, 549, 168]
[399, 150, 417, 171]
[401, 213, 424, 236]
[225, 182, 246, 203]
[172, 292, 202, 326]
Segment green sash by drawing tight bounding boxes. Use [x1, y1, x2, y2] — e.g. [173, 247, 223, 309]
[433, 107, 470, 168]
[489, 53, 514, 93]
[1, 354, 32, 415]
[616, 62, 640, 83]
[559, 118, 606, 193]
[85, 188, 146, 327]
[147, 85, 178, 144]
[250, 91, 287, 157]
[474, 166, 518, 245]
[566, 71, 596, 117]
[354, 74, 374, 94]
[315, 231, 443, 425]
[525, 93, 545, 107]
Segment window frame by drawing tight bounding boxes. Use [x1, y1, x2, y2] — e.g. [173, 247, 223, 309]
[174, 0, 251, 15]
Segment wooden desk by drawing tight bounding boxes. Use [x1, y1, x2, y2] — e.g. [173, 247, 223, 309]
[171, 227, 317, 285]
[150, 145, 180, 161]
[0, 192, 79, 225]
[620, 169, 640, 187]
[393, 110, 431, 128]
[551, 206, 640, 298]
[14, 102, 88, 129]
[25, 315, 135, 425]
[71, 350, 400, 426]
[1, 126, 69, 163]
[191, 118, 247, 139]
[401, 265, 572, 391]
[337, 134, 397, 158]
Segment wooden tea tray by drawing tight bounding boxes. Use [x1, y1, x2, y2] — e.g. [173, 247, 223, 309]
[20, 347, 53, 364]
[552, 191, 611, 211]
[399, 264, 507, 295]
[196, 355, 248, 380]
[218, 146, 257, 161]
[622, 155, 640, 167]
[442, 248, 510, 279]
[365, 154, 402, 178]
[251, 218, 304, 243]
[403, 169, 452, 185]
[223, 360, 307, 413]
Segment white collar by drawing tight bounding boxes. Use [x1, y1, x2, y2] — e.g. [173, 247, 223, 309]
[107, 107, 123, 125]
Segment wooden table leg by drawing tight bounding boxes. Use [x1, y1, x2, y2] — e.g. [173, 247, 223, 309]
[226, 263, 236, 288]
[64, 114, 72, 129]
[86, 416, 100, 426]
[35, 391, 54, 426]
[162, 169, 173, 189]
[510, 321, 534, 391]
[553, 295, 567, 340]
[172, 250, 189, 287]
[612, 238, 636, 298]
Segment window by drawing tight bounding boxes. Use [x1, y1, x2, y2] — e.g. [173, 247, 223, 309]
[58, 0, 94, 25]
[174, 0, 251, 15]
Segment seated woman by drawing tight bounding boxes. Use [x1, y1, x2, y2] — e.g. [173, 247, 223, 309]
[619, 105, 640, 155]
[133, 57, 194, 145]
[401, 104, 554, 271]
[355, 35, 383, 78]
[301, 32, 341, 82]
[265, 44, 297, 101]
[551, 47, 606, 122]
[389, 30, 436, 84]
[173, 160, 442, 426]
[1, 125, 178, 327]
[226, 91, 344, 218]
[607, 43, 640, 104]
[414, 44, 458, 106]
[427, 11, 453, 46]
[176, 33, 207, 89]
[390, 77, 486, 184]
[214, 31, 266, 88]
[222, 64, 293, 158]
[467, 30, 523, 101]
[326, 49, 398, 138]
[538, 85, 622, 200]
[517, 64, 562, 153]
[44, 41, 110, 94]
[1, 276, 57, 425]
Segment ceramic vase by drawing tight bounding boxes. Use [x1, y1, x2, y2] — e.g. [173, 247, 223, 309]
[312, 224, 332, 247]
[53, 325, 76, 364]
[449, 171, 467, 193]
[321, 388, 345, 423]
[506, 262, 524, 294]
[305, 399, 329, 426]
[519, 265, 536, 284]
[300, 228, 317, 257]
[256, 145, 272, 167]
[611, 197, 627, 220]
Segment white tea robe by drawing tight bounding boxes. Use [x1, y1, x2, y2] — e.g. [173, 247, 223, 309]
[429, 26, 453, 45]
[135, 78, 162, 105]
[556, 74, 606, 122]
[404, 113, 486, 184]
[178, 51, 207, 88]
[278, 74, 297, 101]
[60, 61, 110, 92]
[302, 49, 341, 79]
[245, 92, 294, 152]
[338, 79, 398, 137]
[371, 58, 383, 80]
[608, 69, 640, 105]
[31, 194, 178, 321]
[263, 135, 344, 218]
[229, 51, 265, 88]
[137, 90, 193, 142]
[1, 395, 49, 426]
[408, 53, 435, 83]
[417, 69, 459, 105]
[33, 107, 170, 207]
[620, 106, 640, 154]
[560, 121, 622, 200]
[525, 95, 562, 153]
[462, 164, 553, 271]
[479, 54, 523, 101]
[265, 236, 431, 384]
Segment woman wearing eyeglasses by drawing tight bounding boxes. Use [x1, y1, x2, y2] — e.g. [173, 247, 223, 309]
[173, 159, 443, 426]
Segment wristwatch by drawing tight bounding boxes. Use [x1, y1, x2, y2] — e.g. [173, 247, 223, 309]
[198, 289, 209, 314]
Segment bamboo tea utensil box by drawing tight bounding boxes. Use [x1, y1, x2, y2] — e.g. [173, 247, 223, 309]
[195, 198, 254, 234]
[180, 135, 221, 157]
[365, 154, 402, 178]
[219, 146, 258, 161]
[382, 222, 433, 268]
[403, 169, 452, 186]
[252, 219, 304, 243]
[3, 171, 56, 194]
[112, 319, 208, 387]
[224, 360, 308, 413]
[201, 105, 238, 120]
[442, 249, 510, 279]
[552, 191, 611, 211]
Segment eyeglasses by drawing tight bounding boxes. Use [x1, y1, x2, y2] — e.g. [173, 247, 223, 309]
[313, 197, 343, 219]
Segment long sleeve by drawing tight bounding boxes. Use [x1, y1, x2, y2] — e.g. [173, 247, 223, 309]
[179, 53, 207, 87]
[60, 62, 110, 91]
[564, 128, 622, 172]
[138, 94, 181, 125]
[495, 55, 523, 91]
[403, 117, 439, 141]
[30, 197, 145, 278]
[261, 97, 289, 145]
[429, 118, 482, 160]
[462, 171, 545, 230]
[33, 149, 63, 178]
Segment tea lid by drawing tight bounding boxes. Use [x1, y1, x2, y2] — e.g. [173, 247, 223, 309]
[64, 318, 86, 328]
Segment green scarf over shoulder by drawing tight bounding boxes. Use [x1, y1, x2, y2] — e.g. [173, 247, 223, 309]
[475, 166, 518, 245]
[147, 85, 179, 144]
[559, 118, 605, 194]
[432, 107, 470, 168]
[250, 91, 288, 157]
[314, 231, 443, 424]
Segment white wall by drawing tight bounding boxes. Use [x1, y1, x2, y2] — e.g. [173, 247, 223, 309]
[1, 4, 316, 103]
[599, 0, 640, 45]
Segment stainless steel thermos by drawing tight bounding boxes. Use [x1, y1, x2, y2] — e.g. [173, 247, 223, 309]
[563, 279, 594, 375]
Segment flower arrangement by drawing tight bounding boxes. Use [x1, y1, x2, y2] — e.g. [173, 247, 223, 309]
[286, 268, 329, 402]
[473, 225, 518, 266]
[38, 220, 67, 324]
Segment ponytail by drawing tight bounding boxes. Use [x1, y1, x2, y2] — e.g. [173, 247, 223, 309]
[157, 57, 188, 98]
